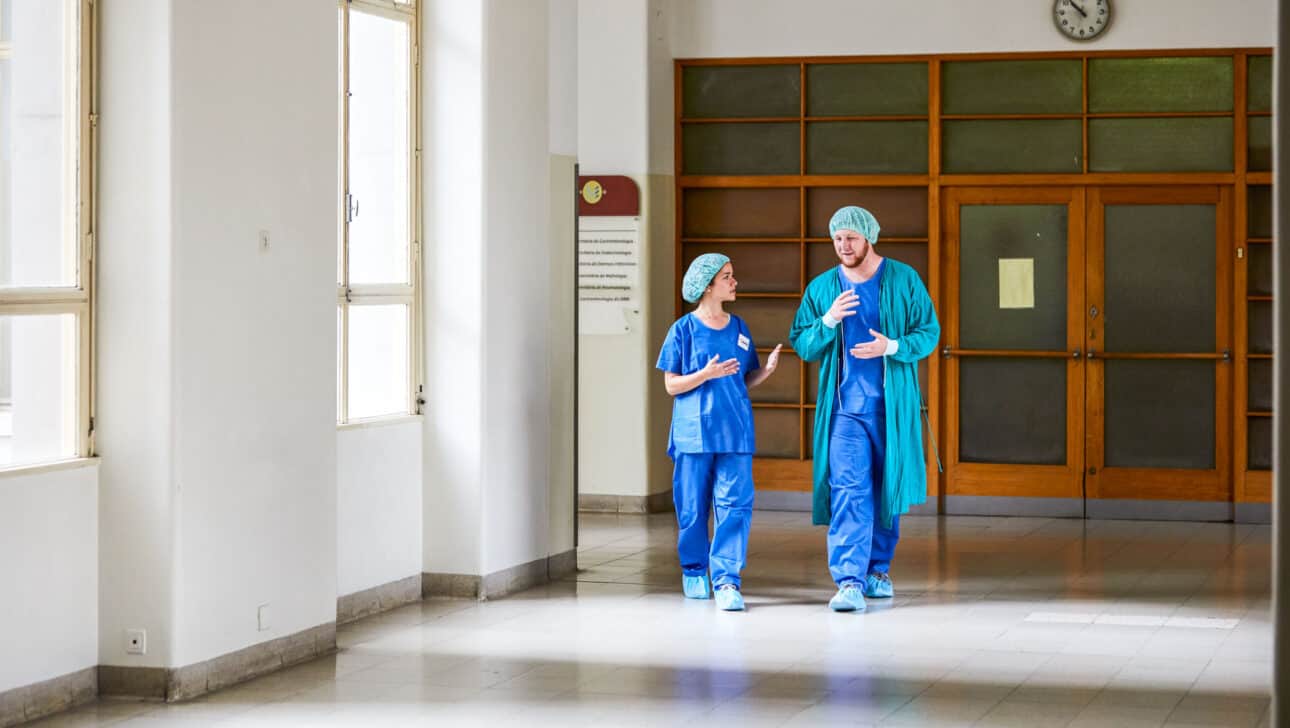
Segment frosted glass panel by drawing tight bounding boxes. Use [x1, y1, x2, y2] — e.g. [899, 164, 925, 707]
[806, 63, 927, 116]
[0, 0, 79, 288]
[960, 358, 1065, 465]
[0, 313, 78, 466]
[348, 10, 411, 285]
[683, 65, 800, 119]
[348, 304, 410, 419]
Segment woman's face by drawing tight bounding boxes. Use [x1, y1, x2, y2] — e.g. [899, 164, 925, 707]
[705, 262, 737, 302]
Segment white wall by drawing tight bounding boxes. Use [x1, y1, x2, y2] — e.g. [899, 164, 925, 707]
[668, 0, 1277, 60]
[421, 0, 485, 577]
[422, 0, 576, 578]
[337, 422, 423, 596]
[0, 465, 98, 692]
[577, 0, 674, 502]
[97, 0, 175, 670]
[167, 0, 338, 666]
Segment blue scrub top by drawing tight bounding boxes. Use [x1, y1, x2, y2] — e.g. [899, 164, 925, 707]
[837, 261, 886, 415]
[657, 312, 761, 458]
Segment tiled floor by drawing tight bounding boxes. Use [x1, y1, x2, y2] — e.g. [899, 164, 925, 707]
[34, 511, 1271, 726]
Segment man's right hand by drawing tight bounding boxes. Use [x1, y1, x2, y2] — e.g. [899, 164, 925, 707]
[826, 290, 860, 323]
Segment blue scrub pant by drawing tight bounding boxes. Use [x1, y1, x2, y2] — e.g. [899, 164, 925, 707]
[672, 453, 754, 588]
[827, 411, 900, 586]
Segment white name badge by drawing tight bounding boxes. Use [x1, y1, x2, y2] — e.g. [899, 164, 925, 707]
[737, 334, 750, 351]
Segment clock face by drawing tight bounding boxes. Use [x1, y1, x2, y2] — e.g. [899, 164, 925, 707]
[1054, 0, 1110, 41]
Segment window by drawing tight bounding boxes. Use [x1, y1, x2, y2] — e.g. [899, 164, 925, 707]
[0, 0, 94, 468]
[338, 0, 420, 423]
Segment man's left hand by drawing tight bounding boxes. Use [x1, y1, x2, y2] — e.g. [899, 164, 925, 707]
[849, 329, 889, 360]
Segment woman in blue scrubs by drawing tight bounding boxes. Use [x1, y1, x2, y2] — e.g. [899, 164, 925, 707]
[656, 253, 782, 612]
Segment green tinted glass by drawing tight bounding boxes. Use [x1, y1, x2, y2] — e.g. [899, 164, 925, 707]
[806, 63, 928, 116]
[1249, 116, 1272, 172]
[1249, 416, 1272, 470]
[959, 205, 1068, 351]
[960, 358, 1066, 465]
[1248, 186, 1273, 238]
[1089, 118, 1233, 172]
[806, 121, 928, 174]
[1249, 245, 1272, 296]
[1105, 361, 1214, 469]
[1248, 55, 1273, 112]
[1089, 57, 1233, 113]
[682, 65, 800, 118]
[1104, 205, 1215, 354]
[682, 123, 800, 175]
[944, 120, 1082, 174]
[943, 60, 1082, 114]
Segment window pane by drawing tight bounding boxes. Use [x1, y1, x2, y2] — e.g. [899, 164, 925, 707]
[1248, 55, 1273, 112]
[750, 352, 799, 405]
[960, 358, 1066, 465]
[1104, 205, 1215, 353]
[683, 189, 799, 238]
[682, 123, 799, 175]
[1249, 358, 1272, 412]
[959, 205, 1068, 351]
[806, 121, 927, 174]
[942, 60, 1081, 114]
[754, 407, 799, 459]
[1248, 186, 1273, 238]
[806, 187, 927, 238]
[943, 120, 1083, 174]
[1, 0, 79, 288]
[1089, 57, 1233, 113]
[1249, 245, 1272, 296]
[806, 63, 927, 116]
[0, 313, 78, 466]
[1248, 116, 1272, 172]
[1104, 361, 1214, 469]
[682, 243, 799, 294]
[1249, 416, 1272, 470]
[1089, 118, 1233, 172]
[348, 10, 410, 285]
[682, 65, 800, 119]
[347, 304, 409, 419]
[1249, 301, 1272, 354]
[726, 298, 795, 348]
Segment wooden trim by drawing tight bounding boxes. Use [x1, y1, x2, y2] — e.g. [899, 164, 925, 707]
[675, 47, 1273, 67]
[680, 175, 930, 188]
[1092, 352, 1230, 360]
[753, 458, 812, 491]
[927, 58, 942, 498]
[1243, 470, 1272, 502]
[947, 349, 1074, 358]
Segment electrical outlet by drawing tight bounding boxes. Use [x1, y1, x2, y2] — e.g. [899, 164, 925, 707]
[258, 229, 270, 253]
[257, 603, 271, 632]
[125, 629, 146, 655]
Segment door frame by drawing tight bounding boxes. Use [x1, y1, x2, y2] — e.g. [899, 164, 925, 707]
[941, 186, 1087, 499]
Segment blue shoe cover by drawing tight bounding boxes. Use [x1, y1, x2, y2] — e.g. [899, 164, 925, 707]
[863, 572, 894, 599]
[714, 585, 745, 611]
[682, 574, 710, 599]
[829, 583, 866, 612]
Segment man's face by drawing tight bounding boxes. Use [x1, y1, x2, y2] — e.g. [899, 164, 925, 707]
[833, 229, 870, 268]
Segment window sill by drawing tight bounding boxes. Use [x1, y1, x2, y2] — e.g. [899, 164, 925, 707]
[0, 456, 101, 480]
[337, 414, 424, 432]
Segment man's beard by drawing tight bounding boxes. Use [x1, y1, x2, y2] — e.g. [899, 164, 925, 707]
[841, 242, 869, 269]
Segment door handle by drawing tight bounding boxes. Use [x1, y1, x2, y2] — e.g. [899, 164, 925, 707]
[1072, 349, 1081, 359]
[1086, 349, 1096, 360]
[942, 346, 953, 359]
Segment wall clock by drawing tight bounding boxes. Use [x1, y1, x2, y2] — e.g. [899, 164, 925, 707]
[1054, 0, 1110, 41]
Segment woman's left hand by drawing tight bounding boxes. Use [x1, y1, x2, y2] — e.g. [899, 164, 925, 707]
[764, 344, 783, 374]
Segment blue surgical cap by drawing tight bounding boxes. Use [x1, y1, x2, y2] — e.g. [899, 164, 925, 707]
[828, 206, 881, 244]
[681, 253, 731, 304]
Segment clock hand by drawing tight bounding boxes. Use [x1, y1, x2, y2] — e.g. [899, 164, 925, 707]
[1069, 1, 1088, 18]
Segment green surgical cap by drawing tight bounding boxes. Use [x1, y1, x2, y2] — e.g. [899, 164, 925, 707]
[828, 206, 881, 244]
[681, 253, 731, 304]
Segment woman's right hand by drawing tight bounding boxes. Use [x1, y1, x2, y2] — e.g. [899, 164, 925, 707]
[700, 353, 740, 380]
[827, 290, 860, 322]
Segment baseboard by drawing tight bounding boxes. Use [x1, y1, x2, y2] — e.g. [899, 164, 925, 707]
[423, 548, 579, 602]
[1235, 502, 1272, 524]
[1085, 499, 1233, 522]
[99, 622, 336, 703]
[578, 491, 673, 514]
[337, 575, 422, 625]
[0, 667, 96, 728]
[944, 495, 1084, 518]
